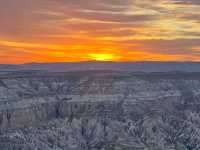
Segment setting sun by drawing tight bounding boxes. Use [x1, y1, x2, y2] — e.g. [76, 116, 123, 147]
[88, 53, 120, 61]
[0, 0, 200, 64]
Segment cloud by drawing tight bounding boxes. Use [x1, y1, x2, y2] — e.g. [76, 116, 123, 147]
[0, 0, 200, 63]
[172, 0, 200, 5]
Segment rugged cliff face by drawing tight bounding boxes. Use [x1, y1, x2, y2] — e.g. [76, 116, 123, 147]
[0, 71, 200, 150]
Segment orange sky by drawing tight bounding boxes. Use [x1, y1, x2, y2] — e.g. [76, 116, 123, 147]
[0, 0, 200, 64]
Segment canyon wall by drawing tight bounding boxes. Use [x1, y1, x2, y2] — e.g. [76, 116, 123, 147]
[0, 71, 200, 149]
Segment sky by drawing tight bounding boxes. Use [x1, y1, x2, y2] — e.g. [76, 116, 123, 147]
[0, 0, 200, 64]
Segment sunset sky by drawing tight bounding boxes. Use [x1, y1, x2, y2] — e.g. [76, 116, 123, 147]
[0, 0, 200, 64]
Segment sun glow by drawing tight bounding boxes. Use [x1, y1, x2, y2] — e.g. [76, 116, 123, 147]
[88, 53, 120, 61]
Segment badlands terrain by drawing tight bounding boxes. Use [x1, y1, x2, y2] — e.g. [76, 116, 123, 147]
[0, 69, 200, 150]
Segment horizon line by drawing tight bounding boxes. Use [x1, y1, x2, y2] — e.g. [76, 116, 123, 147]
[1, 60, 200, 65]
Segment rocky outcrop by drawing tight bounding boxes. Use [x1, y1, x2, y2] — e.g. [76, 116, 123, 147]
[1, 71, 200, 150]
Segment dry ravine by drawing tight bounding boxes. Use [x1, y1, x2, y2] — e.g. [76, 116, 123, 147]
[0, 71, 200, 150]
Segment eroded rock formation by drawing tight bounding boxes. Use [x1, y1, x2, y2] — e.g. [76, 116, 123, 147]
[0, 71, 200, 150]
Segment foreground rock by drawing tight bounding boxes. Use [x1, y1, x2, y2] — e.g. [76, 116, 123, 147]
[0, 71, 200, 150]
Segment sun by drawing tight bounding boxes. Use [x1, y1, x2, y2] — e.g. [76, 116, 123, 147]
[88, 53, 120, 61]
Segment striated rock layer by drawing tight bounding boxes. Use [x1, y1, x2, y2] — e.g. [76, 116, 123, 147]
[0, 71, 200, 149]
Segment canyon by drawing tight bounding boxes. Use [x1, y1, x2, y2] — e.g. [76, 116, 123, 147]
[0, 70, 200, 149]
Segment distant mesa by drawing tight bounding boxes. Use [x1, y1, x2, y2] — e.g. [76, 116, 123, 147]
[0, 61, 200, 72]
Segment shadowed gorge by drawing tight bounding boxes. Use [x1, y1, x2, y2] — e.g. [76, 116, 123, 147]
[1, 70, 200, 149]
